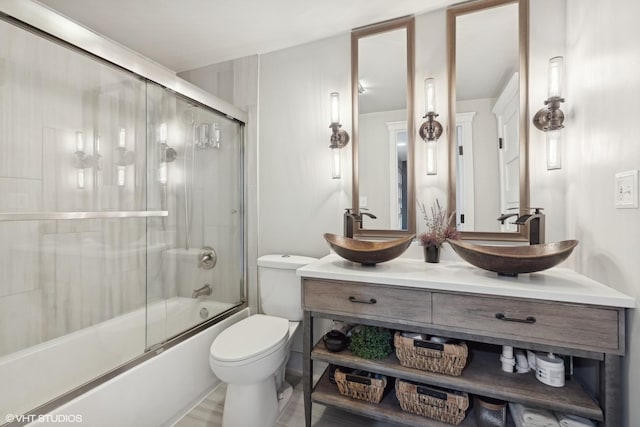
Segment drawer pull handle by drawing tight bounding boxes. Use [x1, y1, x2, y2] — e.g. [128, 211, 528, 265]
[349, 296, 377, 305]
[495, 313, 536, 324]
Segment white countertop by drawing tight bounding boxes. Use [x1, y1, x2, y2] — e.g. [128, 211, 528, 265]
[297, 254, 635, 308]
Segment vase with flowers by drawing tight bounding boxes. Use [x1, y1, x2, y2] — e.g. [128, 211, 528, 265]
[417, 199, 459, 263]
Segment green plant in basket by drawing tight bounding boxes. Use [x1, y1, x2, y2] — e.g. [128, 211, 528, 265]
[348, 326, 393, 359]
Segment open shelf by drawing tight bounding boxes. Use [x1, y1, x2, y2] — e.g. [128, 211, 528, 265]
[312, 368, 485, 427]
[312, 340, 602, 421]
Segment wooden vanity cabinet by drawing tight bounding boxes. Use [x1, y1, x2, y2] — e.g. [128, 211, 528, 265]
[302, 277, 625, 427]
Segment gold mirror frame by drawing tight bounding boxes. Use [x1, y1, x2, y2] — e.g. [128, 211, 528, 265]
[351, 16, 416, 238]
[447, 0, 530, 241]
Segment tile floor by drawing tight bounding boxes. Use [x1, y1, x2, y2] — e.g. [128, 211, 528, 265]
[174, 373, 399, 427]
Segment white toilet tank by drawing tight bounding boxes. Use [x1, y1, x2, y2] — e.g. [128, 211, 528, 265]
[258, 255, 318, 321]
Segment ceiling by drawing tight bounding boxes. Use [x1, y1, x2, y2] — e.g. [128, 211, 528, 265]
[37, 0, 460, 73]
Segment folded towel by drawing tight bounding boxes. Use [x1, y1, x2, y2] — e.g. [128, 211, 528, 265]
[510, 402, 559, 427]
[556, 413, 596, 427]
[523, 406, 559, 427]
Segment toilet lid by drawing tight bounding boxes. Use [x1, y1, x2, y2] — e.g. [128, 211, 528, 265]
[210, 314, 289, 362]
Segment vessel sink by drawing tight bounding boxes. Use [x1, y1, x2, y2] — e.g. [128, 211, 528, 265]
[447, 239, 579, 276]
[323, 233, 414, 266]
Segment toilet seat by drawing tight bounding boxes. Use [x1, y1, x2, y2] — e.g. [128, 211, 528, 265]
[210, 314, 289, 366]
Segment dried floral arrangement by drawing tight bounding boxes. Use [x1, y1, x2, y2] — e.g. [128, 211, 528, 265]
[417, 199, 459, 247]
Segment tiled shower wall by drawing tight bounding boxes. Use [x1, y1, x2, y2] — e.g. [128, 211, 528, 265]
[0, 17, 244, 358]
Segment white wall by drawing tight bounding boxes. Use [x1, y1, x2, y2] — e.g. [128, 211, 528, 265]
[528, 0, 567, 245]
[563, 0, 640, 424]
[258, 35, 351, 257]
[414, 9, 450, 236]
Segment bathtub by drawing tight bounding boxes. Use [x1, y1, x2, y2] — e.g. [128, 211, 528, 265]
[0, 297, 240, 423]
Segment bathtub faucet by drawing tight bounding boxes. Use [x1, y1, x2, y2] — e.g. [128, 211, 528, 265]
[192, 284, 212, 298]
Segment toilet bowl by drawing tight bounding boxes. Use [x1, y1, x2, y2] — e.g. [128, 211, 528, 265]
[209, 315, 290, 427]
[208, 254, 317, 427]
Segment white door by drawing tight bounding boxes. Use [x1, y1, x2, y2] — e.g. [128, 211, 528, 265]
[493, 73, 519, 232]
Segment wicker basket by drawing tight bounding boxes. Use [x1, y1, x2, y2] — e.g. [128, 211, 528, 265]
[395, 379, 469, 425]
[334, 368, 387, 404]
[394, 332, 468, 376]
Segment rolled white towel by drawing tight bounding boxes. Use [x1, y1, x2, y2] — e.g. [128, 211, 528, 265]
[510, 402, 559, 427]
[556, 413, 596, 427]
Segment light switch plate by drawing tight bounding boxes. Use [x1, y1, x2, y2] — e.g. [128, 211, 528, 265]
[615, 170, 638, 208]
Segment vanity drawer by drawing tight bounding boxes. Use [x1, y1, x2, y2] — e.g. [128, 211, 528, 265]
[303, 279, 431, 323]
[432, 293, 620, 351]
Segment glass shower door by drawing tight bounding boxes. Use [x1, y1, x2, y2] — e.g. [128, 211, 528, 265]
[145, 83, 245, 348]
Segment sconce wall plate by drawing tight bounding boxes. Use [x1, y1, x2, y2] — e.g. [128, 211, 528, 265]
[419, 112, 443, 142]
[533, 96, 565, 132]
[329, 123, 350, 149]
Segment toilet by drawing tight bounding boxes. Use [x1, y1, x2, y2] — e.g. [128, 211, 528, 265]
[209, 254, 317, 427]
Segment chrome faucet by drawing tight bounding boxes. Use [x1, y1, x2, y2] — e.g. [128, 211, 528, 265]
[192, 284, 212, 298]
[198, 247, 217, 270]
[344, 208, 377, 238]
[513, 208, 546, 245]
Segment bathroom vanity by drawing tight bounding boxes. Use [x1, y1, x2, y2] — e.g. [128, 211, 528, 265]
[298, 255, 634, 427]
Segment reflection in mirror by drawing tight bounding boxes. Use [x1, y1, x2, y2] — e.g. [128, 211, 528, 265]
[448, 0, 529, 241]
[352, 17, 415, 237]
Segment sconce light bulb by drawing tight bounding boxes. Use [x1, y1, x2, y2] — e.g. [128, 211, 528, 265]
[213, 123, 221, 148]
[75, 131, 84, 152]
[119, 128, 126, 149]
[95, 135, 101, 155]
[158, 161, 167, 185]
[425, 78, 436, 114]
[117, 165, 126, 187]
[546, 129, 562, 170]
[331, 146, 341, 179]
[426, 140, 437, 175]
[77, 169, 85, 189]
[159, 122, 167, 143]
[548, 56, 564, 99]
[330, 92, 340, 124]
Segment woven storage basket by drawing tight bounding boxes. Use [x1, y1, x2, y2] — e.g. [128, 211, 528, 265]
[334, 369, 387, 404]
[394, 332, 468, 376]
[395, 379, 469, 425]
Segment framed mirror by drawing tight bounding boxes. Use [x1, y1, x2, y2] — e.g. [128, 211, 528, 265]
[351, 16, 416, 238]
[447, 0, 530, 241]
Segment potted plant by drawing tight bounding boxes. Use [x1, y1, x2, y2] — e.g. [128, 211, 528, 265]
[348, 325, 393, 360]
[417, 199, 459, 263]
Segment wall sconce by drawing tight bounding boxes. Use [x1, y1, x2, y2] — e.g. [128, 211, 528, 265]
[533, 56, 565, 170]
[115, 127, 135, 187]
[419, 78, 442, 175]
[419, 78, 443, 143]
[329, 92, 349, 179]
[73, 131, 93, 189]
[158, 122, 177, 185]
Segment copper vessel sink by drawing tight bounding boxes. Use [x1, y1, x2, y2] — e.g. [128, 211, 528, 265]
[323, 233, 414, 266]
[447, 239, 579, 276]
